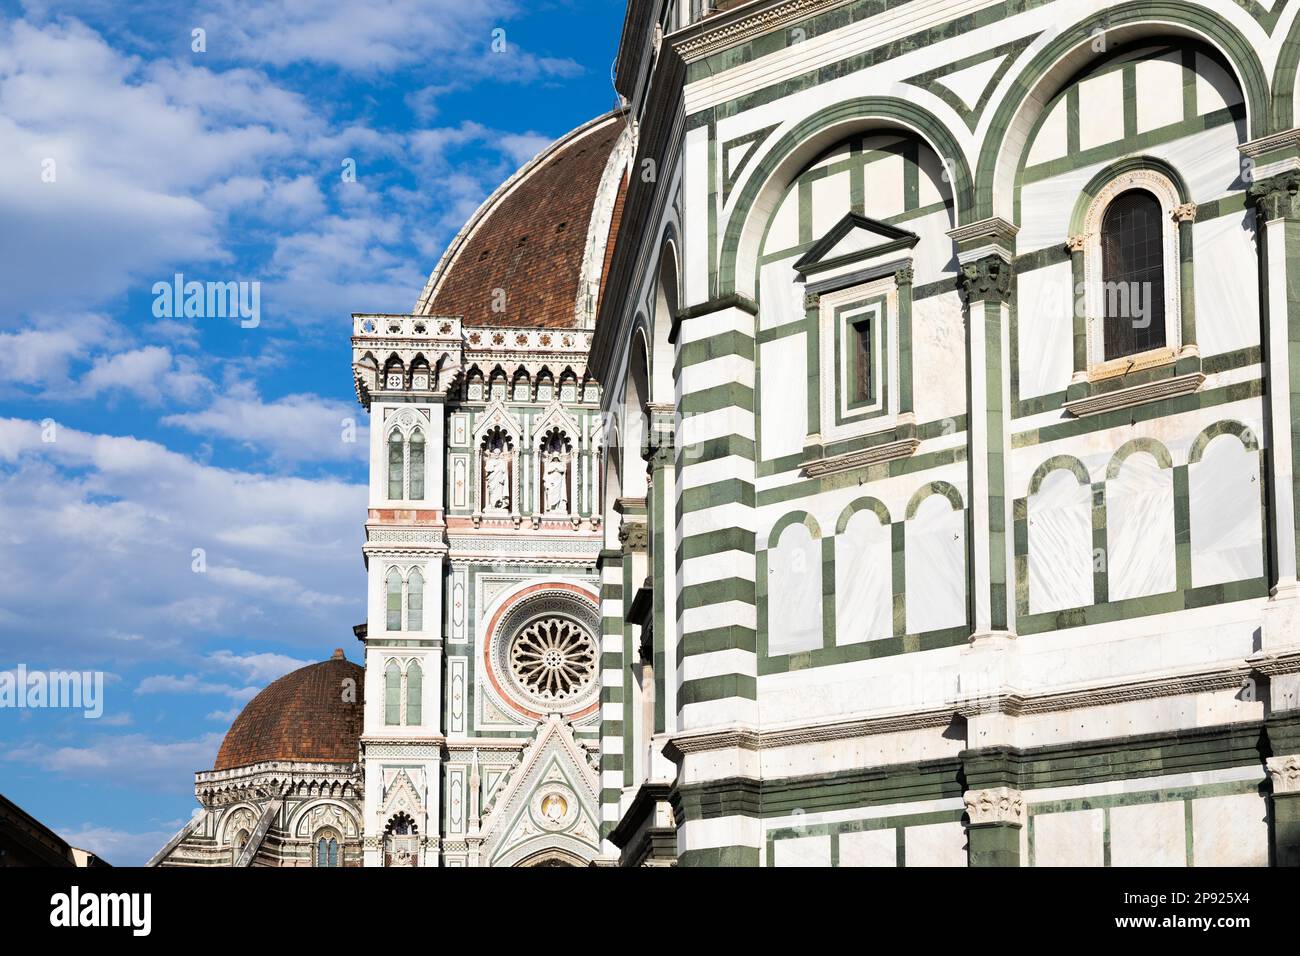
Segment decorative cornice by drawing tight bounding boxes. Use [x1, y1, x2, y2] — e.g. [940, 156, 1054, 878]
[669, 0, 847, 64]
[964, 786, 1025, 827]
[1063, 371, 1205, 418]
[799, 436, 919, 477]
[666, 658, 1289, 758]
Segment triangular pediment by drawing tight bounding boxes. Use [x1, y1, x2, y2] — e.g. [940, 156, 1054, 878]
[478, 714, 601, 867]
[794, 212, 918, 279]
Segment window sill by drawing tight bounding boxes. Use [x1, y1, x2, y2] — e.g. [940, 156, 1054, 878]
[799, 421, 918, 477]
[1063, 369, 1205, 417]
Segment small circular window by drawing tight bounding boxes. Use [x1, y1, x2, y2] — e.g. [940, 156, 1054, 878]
[509, 618, 596, 703]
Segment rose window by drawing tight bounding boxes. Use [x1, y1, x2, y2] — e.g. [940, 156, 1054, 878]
[508, 618, 596, 703]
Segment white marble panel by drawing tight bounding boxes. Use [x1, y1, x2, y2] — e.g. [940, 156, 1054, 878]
[916, 146, 949, 208]
[909, 208, 957, 287]
[838, 828, 897, 866]
[1026, 96, 1068, 167]
[1016, 261, 1074, 400]
[905, 495, 966, 634]
[1190, 434, 1264, 586]
[759, 336, 808, 461]
[1028, 468, 1094, 614]
[835, 509, 892, 645]
[1078, 69, 1125, 151]
[1109, 801, 1186, 867]
[1193, 212, 1259, 357]
[811, 169, 851, 239]
[1033, 808, 1104, 866]
[1107, 452, 1176, 601]
[1196, 52, 1243, 114]
[1191, 793, 1268, 866]
[909, 292, 966, 425]
[1136, 53, 1184, 133]
[768, 522, 823, 655]
[773, 833, 832, 867]
[759, 257, 803, 331]
[863, 152, 905, 220]
[765, 185, 800, 255]
[904, 821, 966, 866]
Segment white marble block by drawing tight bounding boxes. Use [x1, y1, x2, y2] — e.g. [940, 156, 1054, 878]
[1107, 452, 1176, 601]
[1028, 468, 1094, 614]
[1109, 801, 1186, 867]
[835, 509, 892, 644]
[1033, 808, 1104, 866]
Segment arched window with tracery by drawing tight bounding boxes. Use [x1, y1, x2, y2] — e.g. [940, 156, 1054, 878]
[1101, 190, 1166, 360]
[386, 568, 402, 631]
[405, 660, 423, 726]
[387, 429, 404, 499]
[407, 568, 424, 631]
[409, 428, 425, 500]
[384, 661, 401, 726]
[314, 828, 341, 867]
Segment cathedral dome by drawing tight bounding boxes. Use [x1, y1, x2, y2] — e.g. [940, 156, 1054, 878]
[413, 109, 630, 329]
[214, 650, 364, 772]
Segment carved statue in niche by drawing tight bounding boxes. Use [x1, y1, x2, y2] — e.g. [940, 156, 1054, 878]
[481, 427, 513, 512]
[539, 428, 571, 514]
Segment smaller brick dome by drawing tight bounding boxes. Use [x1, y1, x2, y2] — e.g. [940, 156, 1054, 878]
[214, 650, 363, 772]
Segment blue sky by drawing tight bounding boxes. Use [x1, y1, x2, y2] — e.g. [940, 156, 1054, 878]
[0, 0, 624, 865]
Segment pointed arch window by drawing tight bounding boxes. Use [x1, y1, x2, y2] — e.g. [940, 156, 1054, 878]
[1101, 190, 1166, 360]
[386, 568, 403, 631]
[407, 568, 424, 632]
[315, 830, 340, 867]
[384, 661, 401, 725]
[387, 430, 404, 499]
[405, 661, 423, 726]
[409, 429, 425, 500]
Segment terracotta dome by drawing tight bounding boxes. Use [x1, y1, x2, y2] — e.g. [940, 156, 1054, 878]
[213, 650, 364, 772]
[413, 109, 629, 329]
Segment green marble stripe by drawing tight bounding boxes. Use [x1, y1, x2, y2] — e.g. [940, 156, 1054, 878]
[755, 443, 967, 508]
[677, 527, 757, 567]
[678, 577, 757, 614]
[679, 434, 757, 467]
[757, 624, 969, 674]
[678, 673, 758, 706]
[1012, 378, 1264, 447]
[678, 846, 761, 867]
[678, 381, 756, 416]
[674, 330, 755, 375]
[1016, 575, 1268, 635]
[676, 478, 756, 516]
[677, 625, 758, 665]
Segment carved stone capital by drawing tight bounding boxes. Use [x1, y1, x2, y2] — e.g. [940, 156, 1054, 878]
[1267, 754, 1300, 795]
[957, 255, 1014, 304]
[803, 291, 820, 310]
[618, 519, 649, 553]
[964, 786, 1025, 827]
[1065, 233, 1089, 253]
[1170, 201, 1198, 223]
[893, 265, 914, 287]
[1248, 172, 1300, 221]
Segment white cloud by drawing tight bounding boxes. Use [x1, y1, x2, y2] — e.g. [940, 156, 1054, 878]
[160, 384, 368, 463]
[0, 417, 365, 668]
[56, 821, 187, 867]
[4, 732, 224, 793]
